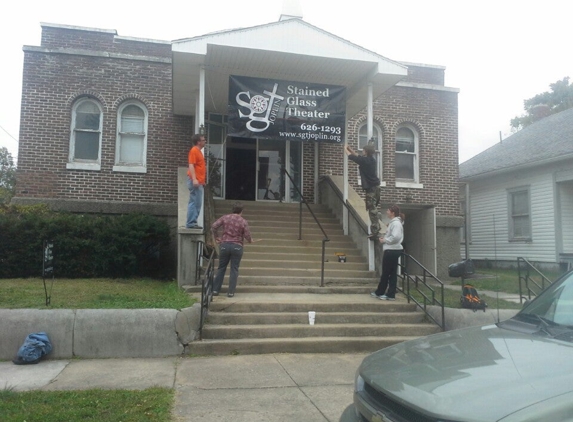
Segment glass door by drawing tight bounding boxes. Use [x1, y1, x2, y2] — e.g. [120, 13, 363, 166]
[207, 115, 227, 199]
[257, 139, 285, 201]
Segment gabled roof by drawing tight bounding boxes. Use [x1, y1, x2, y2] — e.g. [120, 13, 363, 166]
[459, 107, 573, 180]
[171, 18, 408, 117]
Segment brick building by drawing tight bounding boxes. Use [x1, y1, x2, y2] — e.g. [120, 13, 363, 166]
[14, 18, 462, 277]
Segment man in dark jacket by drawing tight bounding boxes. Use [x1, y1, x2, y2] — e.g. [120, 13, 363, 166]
[345, 143, 381, 240]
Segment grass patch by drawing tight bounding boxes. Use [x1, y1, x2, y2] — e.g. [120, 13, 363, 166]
[0, 387, 174, 422]
[403, 283, 523, 310]
[449, 268, 566, 295]
[0, 278, 194, 309]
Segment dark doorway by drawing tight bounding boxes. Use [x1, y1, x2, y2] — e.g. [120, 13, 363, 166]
[225, 138, 256, 201]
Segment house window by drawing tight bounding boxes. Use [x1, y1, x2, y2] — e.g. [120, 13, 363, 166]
[67, 98, 102, 170]
[508, 187, 531, 241]
[357, 123, 383, 182]
[395, 126, 419, 182]
[114, 101, 147, 173]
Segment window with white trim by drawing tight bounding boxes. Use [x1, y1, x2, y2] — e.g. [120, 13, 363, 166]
[357, 123, 383, 182]
[395, 125, 419, 182]
[508, 187, 532, 241]
[114, 101, 148, 173]
[67, 98, 102, 170]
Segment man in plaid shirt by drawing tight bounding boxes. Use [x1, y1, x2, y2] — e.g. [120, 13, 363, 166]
[211, 202, 260, 297]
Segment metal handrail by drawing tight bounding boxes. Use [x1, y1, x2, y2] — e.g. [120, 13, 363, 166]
[398, 252, 446, 331]
[197, 242, 216, 340]
[517, 257, 553, 303]
[283, 168, 330, 287]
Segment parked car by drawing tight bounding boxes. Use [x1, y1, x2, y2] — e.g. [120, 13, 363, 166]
[341, 269, 573, 422]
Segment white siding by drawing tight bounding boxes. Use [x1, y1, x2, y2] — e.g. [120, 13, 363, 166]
[560, 182, 573, 253]
[467, 166, 557, 263]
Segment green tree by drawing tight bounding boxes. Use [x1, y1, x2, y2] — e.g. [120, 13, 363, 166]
[0, 147, 16, 204]
[510, 77, 573, 131]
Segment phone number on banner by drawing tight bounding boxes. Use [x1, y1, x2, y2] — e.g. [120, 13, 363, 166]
[300, 123, 342, 134]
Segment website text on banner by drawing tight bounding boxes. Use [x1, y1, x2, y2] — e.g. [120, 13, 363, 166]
[228, 75, 346, 143]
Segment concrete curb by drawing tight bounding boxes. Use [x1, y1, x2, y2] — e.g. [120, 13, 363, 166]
[424, 305, 519, 331]
[0, 304, 202, 360]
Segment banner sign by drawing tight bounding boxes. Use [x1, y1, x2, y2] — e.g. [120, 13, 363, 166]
[228, 75, 345, 143]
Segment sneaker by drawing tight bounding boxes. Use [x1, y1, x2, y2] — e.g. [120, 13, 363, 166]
[212, 291, 219, 296]
[227, 293, 234, 298]
[370, 292, 383, 299]
[380, 295, 395, 301]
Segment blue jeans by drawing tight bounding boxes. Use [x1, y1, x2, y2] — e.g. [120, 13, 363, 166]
[186, 180, 203, 228]
[213, 243, 244, 294]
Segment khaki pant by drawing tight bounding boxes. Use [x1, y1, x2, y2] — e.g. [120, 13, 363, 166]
[365, 186, 381, 236]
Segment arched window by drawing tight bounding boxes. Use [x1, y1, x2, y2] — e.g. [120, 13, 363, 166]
[358, 123, 383, 181]
[67, 98, 102, 170]
[395, 125, 419, 182]
[114, 101, 148, 173]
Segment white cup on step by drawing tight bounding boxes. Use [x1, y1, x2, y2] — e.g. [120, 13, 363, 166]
[308, 311, 316, 325]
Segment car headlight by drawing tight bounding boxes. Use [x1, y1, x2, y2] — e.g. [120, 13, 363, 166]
[355, 370, 365, 393]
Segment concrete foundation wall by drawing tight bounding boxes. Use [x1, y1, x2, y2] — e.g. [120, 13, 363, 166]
[0, 305, 202, 360]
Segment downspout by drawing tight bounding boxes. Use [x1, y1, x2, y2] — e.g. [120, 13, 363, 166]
[465, 182, 470, 259]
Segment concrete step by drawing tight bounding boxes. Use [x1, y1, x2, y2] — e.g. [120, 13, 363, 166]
[204, 275, 377, 286]
[222, 259, 368, 271]
[201, 323, 439, 339]
[235, 251, 364, 261]
[249, 225, 344, 235]
[243, 243, 360, 254]
[187, 336, 423, 355]
[184, 285, 375, 294]
[208, 301, 416, 313]
[206, 311, 427, 325]
[232, 267, 374, 278]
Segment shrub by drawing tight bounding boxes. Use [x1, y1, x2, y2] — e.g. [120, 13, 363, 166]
[0, 210, 172, 278]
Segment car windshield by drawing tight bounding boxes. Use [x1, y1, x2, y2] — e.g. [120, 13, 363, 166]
[519, 270, 573, 328]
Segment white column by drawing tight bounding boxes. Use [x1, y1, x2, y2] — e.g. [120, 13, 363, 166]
[367, 82, 373, 141]
[367, 83, 375, 271]
[343, 115, 349, 235]
[198, 67, 206, 228]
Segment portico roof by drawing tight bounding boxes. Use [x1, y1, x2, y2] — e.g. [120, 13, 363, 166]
[172, 18, 408, 118]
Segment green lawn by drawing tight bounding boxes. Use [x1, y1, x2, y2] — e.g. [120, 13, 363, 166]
[450, 268, 566, 295]
[0, 278, 195, 309]
[0, 387, 174, 422]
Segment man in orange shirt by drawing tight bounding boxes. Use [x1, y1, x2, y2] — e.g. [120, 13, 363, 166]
[186, 134, 207, 229]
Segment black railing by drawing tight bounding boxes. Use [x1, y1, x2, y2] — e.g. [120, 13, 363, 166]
[517, 257, 553, 304]
[398, 253, 445, 331]
[283, 169, 330, 287]
[197, 242, 216, 340]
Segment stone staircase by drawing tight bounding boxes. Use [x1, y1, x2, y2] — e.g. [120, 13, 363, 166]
[185, 200, 440, 355]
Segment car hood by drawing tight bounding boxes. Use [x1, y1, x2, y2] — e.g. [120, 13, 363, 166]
[360, 323, 573, 421]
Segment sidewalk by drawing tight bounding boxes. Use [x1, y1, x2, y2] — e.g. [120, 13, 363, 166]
[0, 353, 367, 422]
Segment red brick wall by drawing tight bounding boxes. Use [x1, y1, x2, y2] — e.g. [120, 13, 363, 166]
[402, 64, 445, 85]
[17, 25, 458, 217]
[17, 31, 192, 204]
[40, 25, 172, 58]
[320, 85, 459, 216]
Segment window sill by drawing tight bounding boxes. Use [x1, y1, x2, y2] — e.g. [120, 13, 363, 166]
[509, 238, 532, 243]
[67, 162, 101, 171]
[395, 181, 423, 189]
[358, 181, 387, 187]
[113, 165, 147, 174]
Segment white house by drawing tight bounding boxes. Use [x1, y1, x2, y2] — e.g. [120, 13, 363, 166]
[459, 107, 573, 270]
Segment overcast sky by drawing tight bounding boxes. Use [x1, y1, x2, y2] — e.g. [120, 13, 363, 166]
[1, 0, 570, 164]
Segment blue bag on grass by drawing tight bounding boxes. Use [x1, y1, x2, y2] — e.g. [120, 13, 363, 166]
[12, 332, 53, 365]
